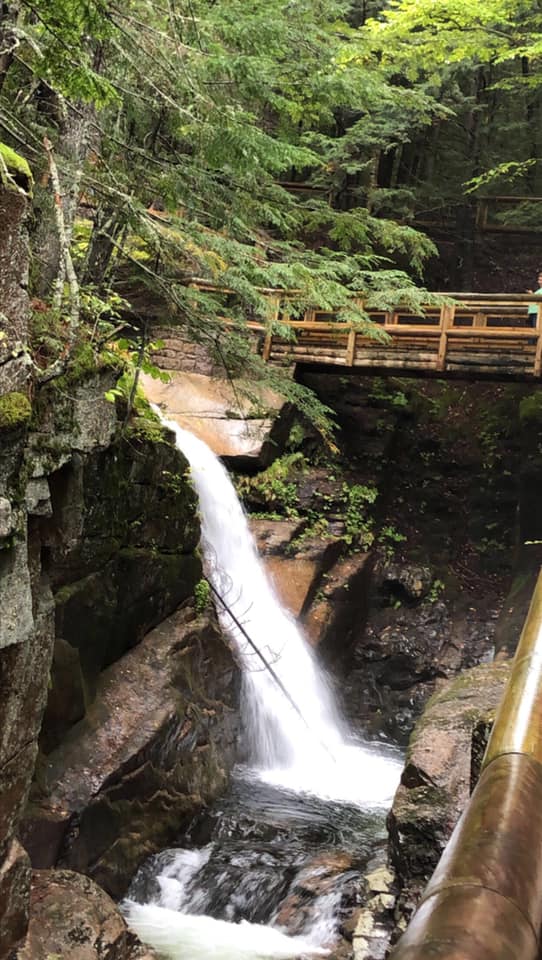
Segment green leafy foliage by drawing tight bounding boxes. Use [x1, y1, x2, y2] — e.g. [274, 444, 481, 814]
[194, 579, 211, 614]
[341, 482, 378, 548]
[237, 453, 305, 517]
[3, 0, 542, 438]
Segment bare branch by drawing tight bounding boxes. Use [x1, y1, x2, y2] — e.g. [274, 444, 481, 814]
[43, 136, 80, 335]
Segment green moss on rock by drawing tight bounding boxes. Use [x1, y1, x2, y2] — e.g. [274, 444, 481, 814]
[0, 392, 31, 432]
[519, 390, 542, 424]
[125, 414, 168, 445]
[0, 141, 33, 194]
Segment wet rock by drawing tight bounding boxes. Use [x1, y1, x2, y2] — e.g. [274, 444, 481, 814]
[294, 851, 354, 895]
[250, 518, 303, 555]
[140, 370, 287, 468]
[379, 563, 433, 602]
[21, 606, 239, 898]
[250, 518, 342, 621]
[302, 552, 371, 657]
[0, 840, 31, 960]
[15, 869, 159, 960]
[264, 555, 324, 619]
[347, 593, 498, 743]
[388, 660, 510, 921]
[274, 851, 356, 936]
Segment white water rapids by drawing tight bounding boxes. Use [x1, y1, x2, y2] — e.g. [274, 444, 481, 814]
[126, 417, 403, 960]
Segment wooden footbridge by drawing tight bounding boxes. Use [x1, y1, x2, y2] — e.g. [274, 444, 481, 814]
[191, 283, 542, 380]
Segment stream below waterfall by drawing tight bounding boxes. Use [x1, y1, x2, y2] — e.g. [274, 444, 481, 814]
[124, 419, 403, 960]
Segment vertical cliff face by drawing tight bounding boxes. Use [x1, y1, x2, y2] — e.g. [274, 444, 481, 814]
[0, 181, 241, 958]
[0, 367, 244, 955]
[0, 175, 36, 959]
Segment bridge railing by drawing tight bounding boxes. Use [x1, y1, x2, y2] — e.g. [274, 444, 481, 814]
[188, 282, 542, 378]
[389, 569, 542, 960]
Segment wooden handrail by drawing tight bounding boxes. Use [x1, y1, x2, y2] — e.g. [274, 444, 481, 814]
[188, 279, 541, 304]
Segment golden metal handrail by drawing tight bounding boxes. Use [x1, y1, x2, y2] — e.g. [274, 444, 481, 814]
[390, 571, 542, 960]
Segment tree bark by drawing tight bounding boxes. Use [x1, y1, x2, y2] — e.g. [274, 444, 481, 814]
[0, 1, 19, 93]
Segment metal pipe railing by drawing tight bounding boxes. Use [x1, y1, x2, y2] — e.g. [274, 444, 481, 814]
[389, 569, 542, 960]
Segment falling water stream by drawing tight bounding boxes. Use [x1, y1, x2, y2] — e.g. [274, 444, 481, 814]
[125, 419, 403, 960]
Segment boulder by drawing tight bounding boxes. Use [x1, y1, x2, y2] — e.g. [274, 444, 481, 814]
[379, 563, 433, 602]
[0, 840, 31, 960]
[40, 429, 201, 698]
[350, 861, 397, 960]
[249, 518, 304, 555]
[302, 552, 372, 656]
[388, 660, 510, 920]
[249, 517, 342, 621]
[0, 550, 55, 960]
[21, 606, 239, 898]
[16, 869, 159, 960]
[140, 370, 288, 468]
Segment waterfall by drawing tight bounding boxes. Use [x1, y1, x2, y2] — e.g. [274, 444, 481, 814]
[160, 416, 401, 807]
[125, 416, 403, 960]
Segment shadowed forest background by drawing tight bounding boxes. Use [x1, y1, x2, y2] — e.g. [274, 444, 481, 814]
[3, 0, 542, 412]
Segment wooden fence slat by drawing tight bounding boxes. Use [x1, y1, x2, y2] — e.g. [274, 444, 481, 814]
[437, 305, 454, 371]
[345, 329, 357, 366]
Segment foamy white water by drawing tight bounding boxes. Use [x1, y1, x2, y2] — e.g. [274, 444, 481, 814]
[126, 415, 403, 960]
[124, 903, 329, 960]
[160, 415, 402, 807]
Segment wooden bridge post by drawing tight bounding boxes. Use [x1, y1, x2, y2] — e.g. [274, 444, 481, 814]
[345, 328, 357, 366]
[437, 304, 455, 372]
[262, 334, 272, 362]
[262, 293, 280, 362]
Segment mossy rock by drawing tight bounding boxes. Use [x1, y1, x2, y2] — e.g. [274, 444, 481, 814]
[0, 141, 33, 195]
[519, 390, 542, 425]
[0, 392, 31, 433]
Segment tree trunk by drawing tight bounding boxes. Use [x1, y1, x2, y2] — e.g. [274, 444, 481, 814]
[0, 1, 19, 93]
[33, 98, 96, 298]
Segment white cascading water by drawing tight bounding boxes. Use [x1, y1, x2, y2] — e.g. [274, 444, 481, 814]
[125, 902, 329, 960]
[126, 415, 403, 960]
[159, 416, 402, 805]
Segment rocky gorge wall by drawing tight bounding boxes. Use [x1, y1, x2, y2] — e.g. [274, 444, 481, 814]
[0, 377, 241, 957]
[0, 180, 240, 959]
